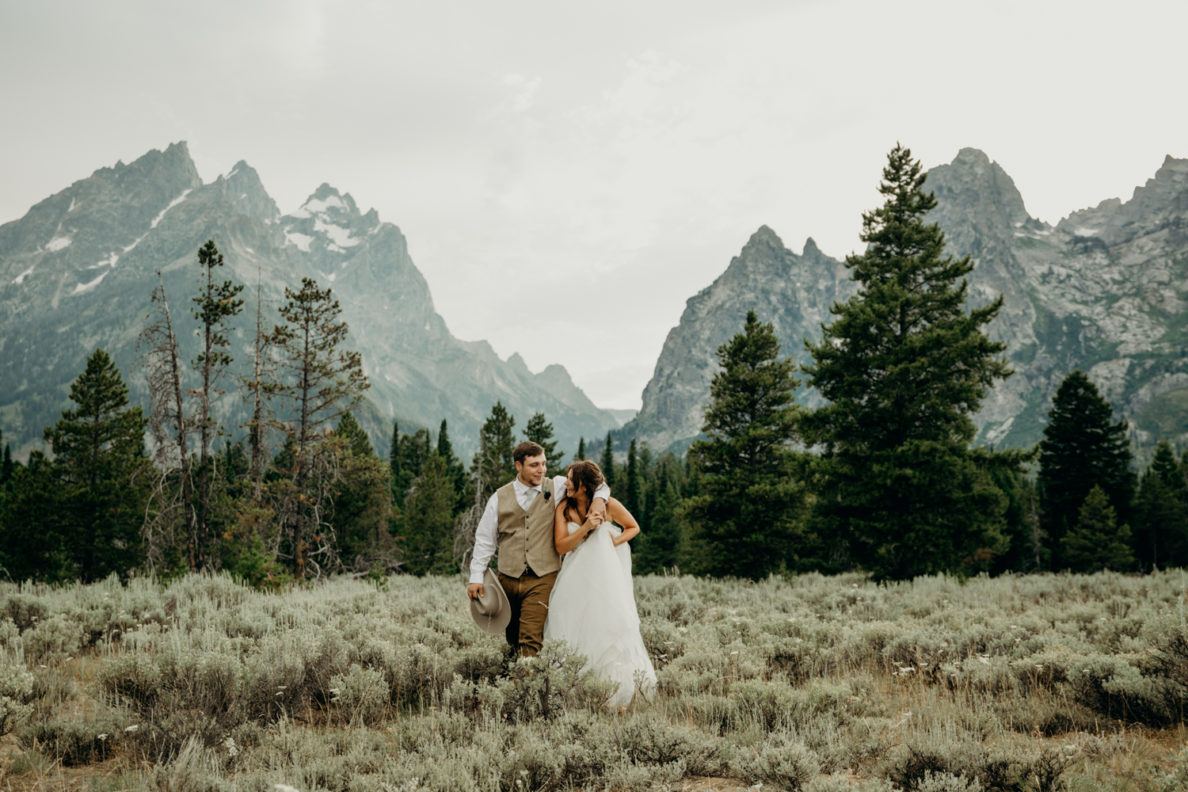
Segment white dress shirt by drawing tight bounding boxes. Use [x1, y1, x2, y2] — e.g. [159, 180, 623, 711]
[468, 475, 611, 584]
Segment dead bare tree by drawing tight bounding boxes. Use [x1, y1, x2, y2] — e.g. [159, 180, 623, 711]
[138, 273, 195, 569]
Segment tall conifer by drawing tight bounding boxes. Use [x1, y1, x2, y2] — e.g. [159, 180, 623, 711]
[802, 144, 1015, 579]
[1037, 370, 1134, 570]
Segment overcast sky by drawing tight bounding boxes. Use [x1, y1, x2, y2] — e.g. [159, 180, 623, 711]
[2, 0, 1184, 410]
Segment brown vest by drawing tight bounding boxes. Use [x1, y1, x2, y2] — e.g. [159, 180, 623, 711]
[495, 478, 559, 578]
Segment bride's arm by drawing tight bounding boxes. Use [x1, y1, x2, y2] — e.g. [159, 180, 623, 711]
[606, 498, 639, 547]
[554, 502, 601, 555]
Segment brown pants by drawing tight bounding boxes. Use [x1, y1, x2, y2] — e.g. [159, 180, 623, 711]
[498, 570, 557, 658]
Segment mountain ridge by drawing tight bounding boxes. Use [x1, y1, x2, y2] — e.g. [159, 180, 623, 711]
[0, 142, 620, 459]
[618, 148, 1188, 458]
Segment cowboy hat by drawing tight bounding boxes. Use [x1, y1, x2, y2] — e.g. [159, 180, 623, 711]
[469, 568, 510, 635]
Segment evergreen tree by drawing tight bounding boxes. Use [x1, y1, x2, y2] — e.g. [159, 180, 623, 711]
[633, 453, 683, 574]
[389, 421, 401, 497]
[394, 428, 432, 498]
[43, 349, 149, 581]
[436, 419, 469, 513]
[1063, 485, 1136, 573]
[329, 417, 393, 569]
[524, 412, 562, 474]
[1132, 440, 1188, 570]
[401, 453, 457, 575]
[576, 437, 586, 461]
[266, 278, 370, 576]
[472, 402, 516, 502]
[335, 411, 374, 457]
[191, 241, 244, 569]
[1037, 370, 1135, 570]
[600, 432, 615, 489]
[624, 438, 642, 519]
[684, 311, 807, 579]
[1, 451, 69, 581]
[801, 144, 1014, 580]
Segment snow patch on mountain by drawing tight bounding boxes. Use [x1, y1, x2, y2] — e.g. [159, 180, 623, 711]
[45, 235, 72, 252]
[285, 230, 314, 252]
[71, 271, 108, 295]
[151, 189, 192, 228]
[12, 266, 35, 285]
[315, 219, 359, 250]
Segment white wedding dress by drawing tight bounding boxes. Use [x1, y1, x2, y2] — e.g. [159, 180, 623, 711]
[544, 521, 657, 707]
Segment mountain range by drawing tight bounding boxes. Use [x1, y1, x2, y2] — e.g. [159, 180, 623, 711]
[619, 148, 1188, 460]
[0, 142, 621, 460]
[4, 144, 1184, 466]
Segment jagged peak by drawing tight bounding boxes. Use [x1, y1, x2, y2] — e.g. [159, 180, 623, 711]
[296, 183, 360, 217]
[802, 237, 821, 257]
[739, 225, 787, 257]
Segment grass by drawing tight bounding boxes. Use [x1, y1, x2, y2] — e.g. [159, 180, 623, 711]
[1, 570, 1186, 791]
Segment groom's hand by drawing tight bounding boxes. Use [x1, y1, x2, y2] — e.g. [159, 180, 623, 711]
[589, 498, 608, 522]
[467, 583, 484, 600]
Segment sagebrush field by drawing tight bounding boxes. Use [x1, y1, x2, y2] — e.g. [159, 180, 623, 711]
[1, 570, 1186, 791]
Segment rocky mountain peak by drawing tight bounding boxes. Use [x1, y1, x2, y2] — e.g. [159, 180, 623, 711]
[222, 160, 279, 224]
[1057, 154, 1188, 245]
[281, 183, 378, 257]
[925, 148, 1030, 232]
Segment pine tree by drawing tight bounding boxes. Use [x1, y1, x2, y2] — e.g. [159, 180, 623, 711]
[600, 432, 615, 489]
[190, 241, 244, 569]
[43, 349, 149, 581]
[437, 419, 469, 513]
[801, 144, 1014, 580]
[1037, 370, 1135, 570]
[1063, 485, 1136, 573]
[524, 412, 562, 474]
[472, 402, 516, 502]
[576, 437, 586, 461]
[1132, 440, 1188, 570]
[624, 438, 642, 519]
[329, 414, 393, 568]
[335, 411, 374, 457]
[633, 453, 683, 574]
[401, 453, 457, 575]
[266, 277, 370, 576]
[684, 311, 807, 579]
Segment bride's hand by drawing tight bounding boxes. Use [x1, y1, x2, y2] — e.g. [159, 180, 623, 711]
[583, 512, 603, 537]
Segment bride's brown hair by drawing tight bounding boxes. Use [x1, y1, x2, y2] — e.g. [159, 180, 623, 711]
[564, 460, 605, 521]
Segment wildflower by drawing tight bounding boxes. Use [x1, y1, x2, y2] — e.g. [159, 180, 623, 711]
[125, 724, 139, 733]
[223, 737, 239, 758]
[98, 733, 108, 741]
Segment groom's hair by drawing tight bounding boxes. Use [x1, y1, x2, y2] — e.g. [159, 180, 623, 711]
[513, 441, 545, 465]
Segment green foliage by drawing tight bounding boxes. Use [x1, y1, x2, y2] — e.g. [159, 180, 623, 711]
[1037, 370, 1135, 570]
[1132, 439, 1188, 570]
[1, 569, 1185, 788]
[400, 453, 457, 575]
[1063, 485, 1136, 573]
[523, 412, 562, 475]
[37, 350, 150, 582]
[685, 310, 807, 579]
[191, 240, 245, 570]
[802, 145, 1015, 580]
[265, 278, 370, 576]
[471, 402, 515, 503]
[600, 431, 616, 488]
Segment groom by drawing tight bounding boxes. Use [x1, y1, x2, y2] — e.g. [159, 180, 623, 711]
[467, 440, 609, 658]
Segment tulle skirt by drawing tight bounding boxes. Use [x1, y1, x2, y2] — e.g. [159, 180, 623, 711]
[544, 522, 657, 707]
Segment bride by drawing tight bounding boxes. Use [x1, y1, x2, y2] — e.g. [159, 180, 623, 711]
[543, 460, 657, 707]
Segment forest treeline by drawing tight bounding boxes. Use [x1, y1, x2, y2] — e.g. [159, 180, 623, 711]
[1, 146, 1185, 586]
